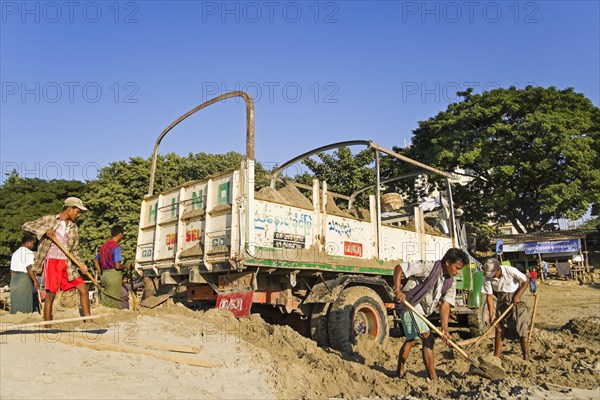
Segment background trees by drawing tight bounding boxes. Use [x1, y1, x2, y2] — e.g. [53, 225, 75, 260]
[295, 146, 376, 208]
[399, 86, 600, 233]
[0, 174, 87, 266]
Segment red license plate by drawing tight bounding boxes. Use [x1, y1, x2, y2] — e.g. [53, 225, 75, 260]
[216, 291, 253, 318]
[344, 241, 363, 257]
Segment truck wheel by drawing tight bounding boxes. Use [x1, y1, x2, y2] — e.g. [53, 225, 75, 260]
[468, 311, 486, 337]
[310, 303, 331, 347]
[468, 297, 492, 337]
[327, 286, 388, 353]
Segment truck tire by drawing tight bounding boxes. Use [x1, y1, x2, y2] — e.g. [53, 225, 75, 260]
[310, 303, 331, 347]
[327, 286, 388, 353]
[467, 310, 486, 337]
[468, 297, 492, 337]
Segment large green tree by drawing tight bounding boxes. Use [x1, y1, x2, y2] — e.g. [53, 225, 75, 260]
[401, 86, 600, 233]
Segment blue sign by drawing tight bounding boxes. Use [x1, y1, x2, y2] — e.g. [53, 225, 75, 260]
[495, 239, 503, 255]
[524, 239, 580, 255]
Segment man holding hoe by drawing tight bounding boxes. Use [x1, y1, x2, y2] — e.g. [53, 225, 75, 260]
[22, 197, 91, 322]
[393, 248, 469, 380]
[482, 258, 531, 360]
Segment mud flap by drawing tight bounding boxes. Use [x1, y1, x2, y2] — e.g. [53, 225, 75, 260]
[216, 291, 253, 318]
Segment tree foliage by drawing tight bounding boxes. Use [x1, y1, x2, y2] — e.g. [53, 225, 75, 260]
[579, 217, 600, 231]
[0, 177, 87, 265]
[298, 147, 375, 208]
[402, 86, 600, 233]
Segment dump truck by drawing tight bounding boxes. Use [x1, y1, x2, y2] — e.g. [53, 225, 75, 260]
[134, 91, 487, 352]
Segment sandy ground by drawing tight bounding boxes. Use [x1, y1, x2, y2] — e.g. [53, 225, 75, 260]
[1, 278, 599, 400]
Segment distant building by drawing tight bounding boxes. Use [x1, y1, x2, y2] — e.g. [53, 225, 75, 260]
[491, 229, 599, 272]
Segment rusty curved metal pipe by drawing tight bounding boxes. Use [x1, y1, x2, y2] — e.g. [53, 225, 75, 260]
[147, 91, 254, 196]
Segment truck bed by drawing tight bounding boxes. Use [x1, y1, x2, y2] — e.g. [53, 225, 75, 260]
[135, 161, 454, 279]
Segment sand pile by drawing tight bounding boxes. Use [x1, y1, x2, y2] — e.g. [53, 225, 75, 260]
[138, 304, 600, 399]
[562, 317, 600, 337]
[2, 283, 599, 399]
[277, 185, 314, 209]
[255, 185, 314, 209]
[325, 193, 353, 218]
[255, 186, 286, 203]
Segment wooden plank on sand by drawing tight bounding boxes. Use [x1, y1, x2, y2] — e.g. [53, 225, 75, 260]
[69, 333, 202, 354]
[57, 337, 219, 368]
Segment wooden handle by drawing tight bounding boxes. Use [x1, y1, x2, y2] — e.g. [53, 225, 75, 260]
[469, 303, 515, 349]
[68, 333, 202, 354]
[528, 294, 540, 341]
[130, 288, 138, 311]
[401, 299, 471, 361]
[36, 289, 43, 315]
[456, 332, 493, 347]
[401, 300, 507, 381]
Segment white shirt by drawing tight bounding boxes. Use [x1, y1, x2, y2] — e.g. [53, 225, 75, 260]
[10, 247, 35, 273]
[482, 265, 527, 294]
[401, 261, 457, 316]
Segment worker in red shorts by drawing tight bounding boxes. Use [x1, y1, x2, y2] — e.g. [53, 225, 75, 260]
[22, 197, 91, 322]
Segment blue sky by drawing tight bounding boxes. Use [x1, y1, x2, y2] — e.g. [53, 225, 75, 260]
[1, 0, 598, 183]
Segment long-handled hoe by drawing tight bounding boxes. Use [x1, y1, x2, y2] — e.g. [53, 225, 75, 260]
[401, 299, 507, 380]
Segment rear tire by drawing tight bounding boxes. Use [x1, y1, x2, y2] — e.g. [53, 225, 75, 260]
[468, 295, 493, 337]
[310, 303, 331, 347]
[327, 286, 388, 353]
